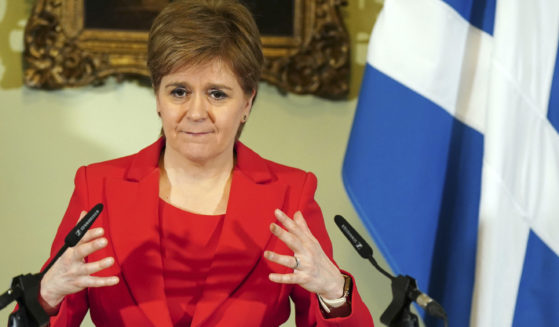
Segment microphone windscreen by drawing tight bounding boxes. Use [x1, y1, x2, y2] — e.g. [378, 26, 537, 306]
[334, 215, 373, 258]
[64, 203, 104, 247]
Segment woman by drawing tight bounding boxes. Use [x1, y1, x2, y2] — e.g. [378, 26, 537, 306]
[38, 0, 374, 326]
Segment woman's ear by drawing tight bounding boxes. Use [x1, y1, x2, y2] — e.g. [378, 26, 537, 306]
[155, 93, 162, 117]
[247, 88, 257, 110]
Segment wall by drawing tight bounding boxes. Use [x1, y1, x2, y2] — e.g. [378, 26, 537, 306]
[0, 0, 403, 326]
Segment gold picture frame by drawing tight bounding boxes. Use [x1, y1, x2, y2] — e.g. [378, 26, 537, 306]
[23, 0, 350, 99]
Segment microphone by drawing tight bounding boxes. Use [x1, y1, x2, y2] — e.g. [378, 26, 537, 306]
[334, 215, 393, 280]
[0, 203, 104, 320]
[334, 214, 447, 324]
[65, 203, 103, 246]
[41, 203, 104, 275]
[334, 215, 372, 258]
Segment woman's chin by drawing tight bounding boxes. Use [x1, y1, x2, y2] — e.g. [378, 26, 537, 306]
[165, 137, 234, 166]
[178, 147, 228, 166]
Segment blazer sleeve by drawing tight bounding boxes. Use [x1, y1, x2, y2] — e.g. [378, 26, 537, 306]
[290, 172, 374, 327]
[42, 166, 90, 327]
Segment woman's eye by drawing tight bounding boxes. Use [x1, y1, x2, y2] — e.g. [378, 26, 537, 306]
[171, 88, 187, 97]
[209, 89, 228, 100]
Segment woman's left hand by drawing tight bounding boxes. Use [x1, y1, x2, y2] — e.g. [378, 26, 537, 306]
[263, 209, 345, 300]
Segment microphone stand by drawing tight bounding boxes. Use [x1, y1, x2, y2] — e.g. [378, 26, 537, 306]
[334, 215, 447, 327]
[367, 256, 419, 327]
[1, 274, 49, 327]
[1, 240, 78, 326]
[380, 274, 420, 327]
[0, 204, 104, 327]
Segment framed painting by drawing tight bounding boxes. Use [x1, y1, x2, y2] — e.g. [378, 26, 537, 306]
[23, 0, 350, 99]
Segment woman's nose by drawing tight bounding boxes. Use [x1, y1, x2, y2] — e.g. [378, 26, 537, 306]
[186, 93, 208, 121]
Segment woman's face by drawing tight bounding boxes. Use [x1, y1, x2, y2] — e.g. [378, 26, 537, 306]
[156, 59, 254, 165]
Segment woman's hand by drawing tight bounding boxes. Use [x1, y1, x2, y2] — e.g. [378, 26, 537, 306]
[263, 209, 345, 300]
[39, 211, 119, 314]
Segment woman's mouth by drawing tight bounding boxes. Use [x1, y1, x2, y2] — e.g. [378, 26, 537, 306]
[182, 131, 212, 136]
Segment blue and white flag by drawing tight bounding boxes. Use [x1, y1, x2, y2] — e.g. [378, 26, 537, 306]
[343, 1, 559, 326]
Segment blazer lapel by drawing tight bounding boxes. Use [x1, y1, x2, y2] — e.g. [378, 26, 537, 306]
[104, 139, 284, 327]
[191, 143, 287, 327]
[105, 139, 173, 327]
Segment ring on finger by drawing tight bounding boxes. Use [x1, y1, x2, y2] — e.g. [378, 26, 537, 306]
[292, 256, 300, 270]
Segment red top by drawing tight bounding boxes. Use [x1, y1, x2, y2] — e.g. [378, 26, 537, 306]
[158, 199, 225, 326]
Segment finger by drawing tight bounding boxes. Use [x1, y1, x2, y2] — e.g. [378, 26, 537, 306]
[268, 273, 298, 284]
[263, 251, 298, 269]
[293, 211, 309, 232]
[270, 223, 301, 252]
[79, 275, 120, 288]
[73, 237, 108, 260]
[274, 209, 304, 238]
[79, 257, 115, 276]
[77, 211, 87, 221]
[78, 227, 104, 244]
[293, 211, 317, 240]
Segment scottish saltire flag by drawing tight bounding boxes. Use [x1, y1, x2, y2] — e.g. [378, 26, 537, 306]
[343, 0, 559, 326]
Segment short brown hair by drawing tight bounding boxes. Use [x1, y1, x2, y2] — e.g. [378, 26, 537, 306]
[147, 0, 263, 96]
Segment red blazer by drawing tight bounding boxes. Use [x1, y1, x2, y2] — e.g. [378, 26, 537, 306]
[45, 138, 374, 326]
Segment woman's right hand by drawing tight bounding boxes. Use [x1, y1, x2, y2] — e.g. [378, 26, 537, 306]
[39, 211, 119, 314]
